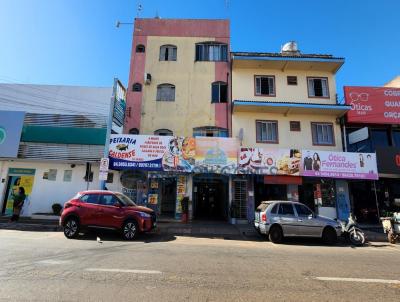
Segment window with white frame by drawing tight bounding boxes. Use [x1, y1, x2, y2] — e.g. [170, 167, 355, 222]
[159, 45, 177, 61]
[156, 84, 175, 102]
[195, 43, 228, 61]
[308, 77, 329, 97]
[255, 76, 275, 96]
[311, 122, 335, 145]
[256, 120, 278, 143]
[211, 81, 227, 103]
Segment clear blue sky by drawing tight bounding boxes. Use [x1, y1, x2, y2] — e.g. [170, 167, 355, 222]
[1, 0, 399, 98]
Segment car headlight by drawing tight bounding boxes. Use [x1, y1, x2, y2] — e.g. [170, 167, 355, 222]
[139, 212, 151, 218]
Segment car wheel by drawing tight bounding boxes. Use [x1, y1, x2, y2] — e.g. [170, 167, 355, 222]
[63, 217, 79, 239]
[322, 227, 337, 245]
[268, 225, 283, 243]
[122, 220, 139, 240]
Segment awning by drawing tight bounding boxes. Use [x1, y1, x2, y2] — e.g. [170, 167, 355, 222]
[233, 100, 351, 117]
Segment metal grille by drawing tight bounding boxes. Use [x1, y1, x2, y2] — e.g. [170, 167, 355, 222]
[24, 113, 107, 128]
[233, 179, 247, 219]
[18, 142, 103, 162]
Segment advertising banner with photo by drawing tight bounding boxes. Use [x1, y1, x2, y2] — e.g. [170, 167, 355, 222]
[194, 137, 239, 174]
[108, 135, 195, 172]
[111, 79, 127, 134]
[238, 148, 301, 175]
[344, 86, 400, 124]
[301, 150, 378, 180]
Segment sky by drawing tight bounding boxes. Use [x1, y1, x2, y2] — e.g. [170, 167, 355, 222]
[0, 0, 399, 99]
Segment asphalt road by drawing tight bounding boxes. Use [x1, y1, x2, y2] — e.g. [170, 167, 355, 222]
[0, 230, 399, 302]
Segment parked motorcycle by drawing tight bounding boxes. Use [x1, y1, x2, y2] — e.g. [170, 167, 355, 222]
[340, 213, 366, 246]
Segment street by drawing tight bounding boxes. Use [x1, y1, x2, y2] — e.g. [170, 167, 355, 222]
[0, 230, 399, 301]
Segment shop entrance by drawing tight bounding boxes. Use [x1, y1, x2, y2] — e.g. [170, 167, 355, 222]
[159, 178, 177, 217]
[254, 176, 287, 208]
[349, 180, 380, 224]
[193, 174, 228, 220]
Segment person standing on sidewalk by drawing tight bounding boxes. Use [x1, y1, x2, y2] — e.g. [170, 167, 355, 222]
[10, 187, 26, 222]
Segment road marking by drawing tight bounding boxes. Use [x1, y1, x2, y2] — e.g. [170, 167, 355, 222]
[315, 277, 400, 284]
[85, 268, 162, 274]
[37, 260, 71, 265]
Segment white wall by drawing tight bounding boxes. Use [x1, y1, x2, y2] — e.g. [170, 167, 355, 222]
[0, 160, 122, 216]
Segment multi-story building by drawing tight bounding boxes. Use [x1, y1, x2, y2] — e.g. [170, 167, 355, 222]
[121, 18, 232, 220]
[231, 43, 352, 220]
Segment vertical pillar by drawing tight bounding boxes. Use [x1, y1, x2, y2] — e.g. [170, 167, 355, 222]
[336, 179, 351, 220]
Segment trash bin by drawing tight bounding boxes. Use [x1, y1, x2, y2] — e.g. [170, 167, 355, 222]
[181, 197, 189, 223]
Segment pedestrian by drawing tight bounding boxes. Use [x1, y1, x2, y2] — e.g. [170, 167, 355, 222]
[10, 187, 26, 222]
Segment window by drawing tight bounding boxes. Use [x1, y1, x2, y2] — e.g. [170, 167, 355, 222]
[136, 44, 145, 53]
[308, 77, 329, 97]
[295, 204, 313, 216]
[193, 126, 228, 137]
[211, 81, 227, 103]
[371, 129, 389, 149]
[154, 129, 173, 136]
[256, 120, 278, 143]
[255, 76, 275, 96]
[392, 130, 400, 147]
[129, 128, 139, 135]
[132, 83, 142, 92]
[290, 121, 301, 132]
[311, 122, 335, 146]
[159, 45, 177, 61]
[106, 172, 114, 184]
[271, 203, 279, 214]
[287, 76, 297, 85]
[195, 43, 228, 61]
[99, 194, 119, 206]
[80, 194, 99, 204]
[156, 84, 175, 101]
[278, 203, 294, 215]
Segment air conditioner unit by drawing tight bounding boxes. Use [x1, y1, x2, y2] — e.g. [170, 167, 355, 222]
[144, 73, 152, 85]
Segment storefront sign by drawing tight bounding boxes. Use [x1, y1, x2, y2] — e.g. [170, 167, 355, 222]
[344, 86, 400, 124]
[0, 111, 25, 158]
[301, 150, 378, 180]
[109, 135, 195, 171]
[239, 148, 301, 175]
[194, 137, 239, 174]
[376, 147, 400, 174]
[348, 127, 369, 145]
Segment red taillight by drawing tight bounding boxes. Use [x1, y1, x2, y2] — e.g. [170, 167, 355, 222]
[261, 213, 267, 222]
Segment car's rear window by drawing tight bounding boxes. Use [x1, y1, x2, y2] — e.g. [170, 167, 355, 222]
[256, 202, 273, 212]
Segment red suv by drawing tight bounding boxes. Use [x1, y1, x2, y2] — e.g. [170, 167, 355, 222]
[60, 190, 156, 240]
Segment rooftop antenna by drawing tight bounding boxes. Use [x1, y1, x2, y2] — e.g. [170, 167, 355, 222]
[137, 2, 143, 18]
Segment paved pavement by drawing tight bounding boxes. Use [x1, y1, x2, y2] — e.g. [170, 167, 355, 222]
[0, 228, 399, 301]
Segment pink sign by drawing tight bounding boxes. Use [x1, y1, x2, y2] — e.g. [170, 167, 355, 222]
[301, 150, 378, 180]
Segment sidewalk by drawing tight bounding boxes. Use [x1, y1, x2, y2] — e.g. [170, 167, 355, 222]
[0, 216, 391, 243]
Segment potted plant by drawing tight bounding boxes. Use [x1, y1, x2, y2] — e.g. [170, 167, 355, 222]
[52, 203, 63, 216]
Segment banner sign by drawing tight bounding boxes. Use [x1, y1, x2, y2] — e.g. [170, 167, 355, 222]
[344, 86, 400, 124]
[0, 111, 25, 158]
[194, 137, 239, 174]
[108, 135, 195, 171]
[238, 148, 301, 175]
[301, 150, 378, 180]
[375, 147, 400, 174]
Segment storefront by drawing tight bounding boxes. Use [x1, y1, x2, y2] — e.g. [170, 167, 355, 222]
[109, 134, 238, 222]
[344, 86, 400, 223]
